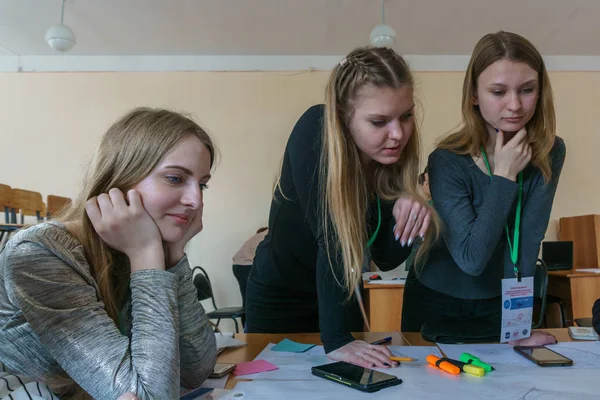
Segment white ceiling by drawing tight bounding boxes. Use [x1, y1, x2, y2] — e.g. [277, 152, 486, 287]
[1, 0, 600, 57]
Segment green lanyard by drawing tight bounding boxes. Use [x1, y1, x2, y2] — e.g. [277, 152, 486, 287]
[366, 195, 381, 248]
[480, 146, 523, 281]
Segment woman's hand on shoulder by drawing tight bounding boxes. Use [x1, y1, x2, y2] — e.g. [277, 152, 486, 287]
[392, 195, 431, 247]
[85, 188, 164, 271]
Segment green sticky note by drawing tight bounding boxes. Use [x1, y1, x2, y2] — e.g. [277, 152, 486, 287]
[272, 338, 316, 353]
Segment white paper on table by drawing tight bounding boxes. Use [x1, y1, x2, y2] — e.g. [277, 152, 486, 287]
[367, 278, 406, 285]
[349, 346, 444, 381]
[362, 270, 407, 284]
[575, 269, 600, 273]
[215, 333, 246, 352]
[439, 341, 600, 369]
[243, 344, 442, 381]
[235, 365, 600, 400]
[386, 345, 442, 365]
[547, 341, 600, 368]
[437, 343, 534, 367]
[235, 366, 600, 400]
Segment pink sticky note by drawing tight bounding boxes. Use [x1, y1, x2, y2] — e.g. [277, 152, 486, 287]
[233, 359, 278, 376]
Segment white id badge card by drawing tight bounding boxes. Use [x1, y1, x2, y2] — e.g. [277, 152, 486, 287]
[500, 277, 534, 343]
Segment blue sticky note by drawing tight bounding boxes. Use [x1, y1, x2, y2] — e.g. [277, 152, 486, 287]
[272, 338, 316, 353]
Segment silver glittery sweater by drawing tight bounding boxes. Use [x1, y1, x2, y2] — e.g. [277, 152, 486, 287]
[0, 222, 217, 400]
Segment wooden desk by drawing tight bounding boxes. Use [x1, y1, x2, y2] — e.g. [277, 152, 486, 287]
[559, 214, 600, 268]
[217, 332, 406, 389]
[216, 329, 571, 389]
[363, 270, 600, 330]
[363, 282, 404, 331]
[401, 332, 433, 346]
[548, 268, 600, 324]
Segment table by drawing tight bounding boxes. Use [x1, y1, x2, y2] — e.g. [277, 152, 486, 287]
[548, 269, 600, 324]
[363, 282, 404, 331]
[363, 270, 597, 330]
[216, 329, 571, 389]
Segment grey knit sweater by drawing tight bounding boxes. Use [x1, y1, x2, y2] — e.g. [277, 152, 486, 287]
[0, 222, 217, 400]
[418, 137, 566, 299]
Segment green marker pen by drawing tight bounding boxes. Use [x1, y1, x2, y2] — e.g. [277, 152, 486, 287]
[459, 352, 494, 372]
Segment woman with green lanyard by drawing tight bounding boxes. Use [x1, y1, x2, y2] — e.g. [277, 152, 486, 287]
[246, 46, 438, 369]
[401, 31, 565, 346]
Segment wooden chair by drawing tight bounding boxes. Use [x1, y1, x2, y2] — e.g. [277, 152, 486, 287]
[47, 195, 72, 218]
[0, 184, 12, 223]
[10, 188, 45, 224]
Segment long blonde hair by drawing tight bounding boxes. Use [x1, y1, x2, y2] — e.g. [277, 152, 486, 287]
[439, 31, 556, 182]
[59, 108, 217, 324]
[322, 47, 439, 297]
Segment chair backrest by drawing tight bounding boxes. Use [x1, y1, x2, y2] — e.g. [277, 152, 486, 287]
[10, 188, 45, 224]
[47, 195, 72, 218]
[533, 258, 548, 329]
[232, 264, 251, 302]
[0, 184, 12, 223]
[192, 266, 218, 310]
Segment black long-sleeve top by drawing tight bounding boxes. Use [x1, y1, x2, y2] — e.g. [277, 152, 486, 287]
[246, 105, 412, 353]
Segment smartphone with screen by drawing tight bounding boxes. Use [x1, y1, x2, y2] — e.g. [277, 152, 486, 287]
[311, 361, 402, 392]
[209, 363, 236, 378]
[513, 345, 573, 367]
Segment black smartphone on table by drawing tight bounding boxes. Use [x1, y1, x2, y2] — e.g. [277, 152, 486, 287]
[513, 345, 573, 367]
[311, 361, 402, 393]
[209, 362, 236, 378]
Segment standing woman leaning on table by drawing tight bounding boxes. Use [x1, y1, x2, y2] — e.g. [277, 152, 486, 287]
[246, 46, 439, 368]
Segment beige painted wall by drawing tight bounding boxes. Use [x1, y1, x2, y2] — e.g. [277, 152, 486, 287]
[1, 71, 598, 330]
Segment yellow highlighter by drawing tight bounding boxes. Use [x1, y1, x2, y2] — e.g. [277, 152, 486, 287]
[443, 358, 486, 377]
[461, 363, 486, 377]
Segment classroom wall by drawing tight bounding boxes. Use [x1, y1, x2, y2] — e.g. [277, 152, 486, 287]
[1, 70, 598, 330]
